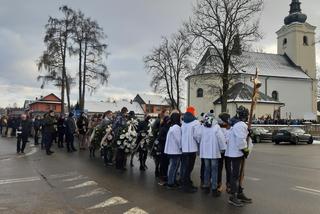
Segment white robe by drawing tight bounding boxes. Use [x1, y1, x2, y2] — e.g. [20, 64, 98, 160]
[164, 124, 182, 155]
[225, 121, 248, 158]
[181, 120, 200, 153]
[194, 124, 227, 159]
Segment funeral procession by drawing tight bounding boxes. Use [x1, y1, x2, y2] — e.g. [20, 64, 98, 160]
[0, 0, 320, 213]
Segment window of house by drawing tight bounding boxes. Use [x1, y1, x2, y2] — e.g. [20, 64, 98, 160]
[303, 36, 309, 46]
[283, 38, 287, 46]
[197, 88, 204, 98]
[272, 91, 279, 101]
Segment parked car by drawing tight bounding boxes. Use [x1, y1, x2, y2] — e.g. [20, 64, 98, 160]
[272, 127, 313, 145]
[251, 127, 273, 143]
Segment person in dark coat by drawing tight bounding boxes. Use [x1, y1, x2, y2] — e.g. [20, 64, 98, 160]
[77, 113, 89, 150]
[113, 107, 128, 170]
[33, 115, 41, 145]
[157, 116, 171, 185]
[42, 110, 57, 155]
[16, 114, 32, 154]
[57, 115, 66, 148]
[65, 113, 77, 153]
[135, 115, 151, 171]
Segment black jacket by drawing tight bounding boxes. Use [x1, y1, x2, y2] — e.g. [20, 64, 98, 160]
[17, 119, 32, 141]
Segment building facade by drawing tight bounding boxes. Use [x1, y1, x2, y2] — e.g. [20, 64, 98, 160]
[186, 0, 317, 120]
[28, 93, 62, 115]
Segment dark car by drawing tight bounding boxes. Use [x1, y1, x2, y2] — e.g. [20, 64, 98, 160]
[251, 127, 272, 143]
[272, 127, 313, 145]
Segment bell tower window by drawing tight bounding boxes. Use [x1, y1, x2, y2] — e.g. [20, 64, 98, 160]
[272, 91, 279, 101]
[283, 38, 287, 46]
[303, 36, 309, 46]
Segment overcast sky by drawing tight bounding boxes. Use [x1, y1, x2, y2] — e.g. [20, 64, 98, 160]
[0, 0, 319, 107]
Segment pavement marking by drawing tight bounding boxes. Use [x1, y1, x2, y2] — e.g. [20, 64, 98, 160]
[62, 175, 87, 182]
[245, 176, 261, 181]
[49, 172, 78, 179]
[66, 181, 98, 189]
[291, 186, 320, 196]
[87, 196, 128, 209]
[75, 188, 109, 198]
[295, 186, 320, 194]
[18, 147, 38, 158]
[0, 176, 41, 185]
[124, 207, 149, 214]
[313, 140, 320, 145]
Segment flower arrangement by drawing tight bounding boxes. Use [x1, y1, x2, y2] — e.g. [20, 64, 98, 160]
[137, 122, 154, 152]
[115, 118, 139, 154]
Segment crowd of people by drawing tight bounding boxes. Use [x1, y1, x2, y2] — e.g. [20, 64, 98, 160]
[1, 105, 253, 207]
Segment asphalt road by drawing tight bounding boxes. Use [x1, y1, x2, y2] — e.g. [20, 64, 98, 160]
[0, 137, 319, 214]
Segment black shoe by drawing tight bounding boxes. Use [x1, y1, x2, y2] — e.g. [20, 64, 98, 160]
[212, 189, 221, 197]
[167, 184, 178, 190]
[228, 195, 244, 207]
[202, 186, 210, 194]
[139, 166, 146, 171]
[183, 186, 198, 193]
[49, 150, 54, 154]
[46, 152, 52, 156]
[72, 149, 77, 152]
[237, 193, 252, 203]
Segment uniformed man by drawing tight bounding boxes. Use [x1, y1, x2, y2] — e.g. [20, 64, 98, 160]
[42, 110, 56, 155]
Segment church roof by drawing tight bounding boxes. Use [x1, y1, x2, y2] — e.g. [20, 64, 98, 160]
[134, 94, 169, 106]
[188, 48, 311, 80]
[213, 82, 284, 105]
[240, 51, 310, 79]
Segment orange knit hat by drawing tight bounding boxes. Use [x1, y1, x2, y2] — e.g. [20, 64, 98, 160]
[186, 106, 196, 116]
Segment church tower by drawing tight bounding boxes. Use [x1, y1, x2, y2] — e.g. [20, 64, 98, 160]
[276, 0, 317, 115]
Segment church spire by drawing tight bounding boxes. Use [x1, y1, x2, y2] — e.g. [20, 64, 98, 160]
[284, 0, 307, 25]
[289, 0, 302, 14]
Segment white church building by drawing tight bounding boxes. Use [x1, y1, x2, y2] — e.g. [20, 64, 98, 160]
[186, 0, 317, 120]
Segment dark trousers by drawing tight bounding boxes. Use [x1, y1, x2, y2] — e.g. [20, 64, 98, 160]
[58, 131, 64, 148]
[66, 133, 76, 152]
[43, 132, 53, 154]
[103, 146, 113, 165]
[154, 155, 161, 177]
[200, 159, 205, 184]
[17, 135, 27, 153]
[138, 148, 148, 168]
[159, 153, 169, 180]
[115, 149, 126, 169]
[218, 154, 231, 188]
[181, 152, 197, 188]
[34, 129, 40, 145]
[228, 157, 244, 194]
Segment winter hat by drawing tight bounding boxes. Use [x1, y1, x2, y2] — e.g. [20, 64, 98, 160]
[218, 112, 230, 125]
[186, 106, 196, 116]
[203, 110, 216, 127]
[170, 112, 181, 126]
[236, 105, 249, 120]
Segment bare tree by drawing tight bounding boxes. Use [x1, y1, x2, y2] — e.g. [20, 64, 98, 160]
[145, 31, 192, 111]
[38, 5, 76, 113]
[71, 12, 109, 111]
[185, 0, 263, 112]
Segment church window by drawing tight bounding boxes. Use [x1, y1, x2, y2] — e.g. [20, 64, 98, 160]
[272, 91, 279, 101]
[303, 36, 309, 46]
[197, 88, 204, 98]
[283, 38, 287, 46]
